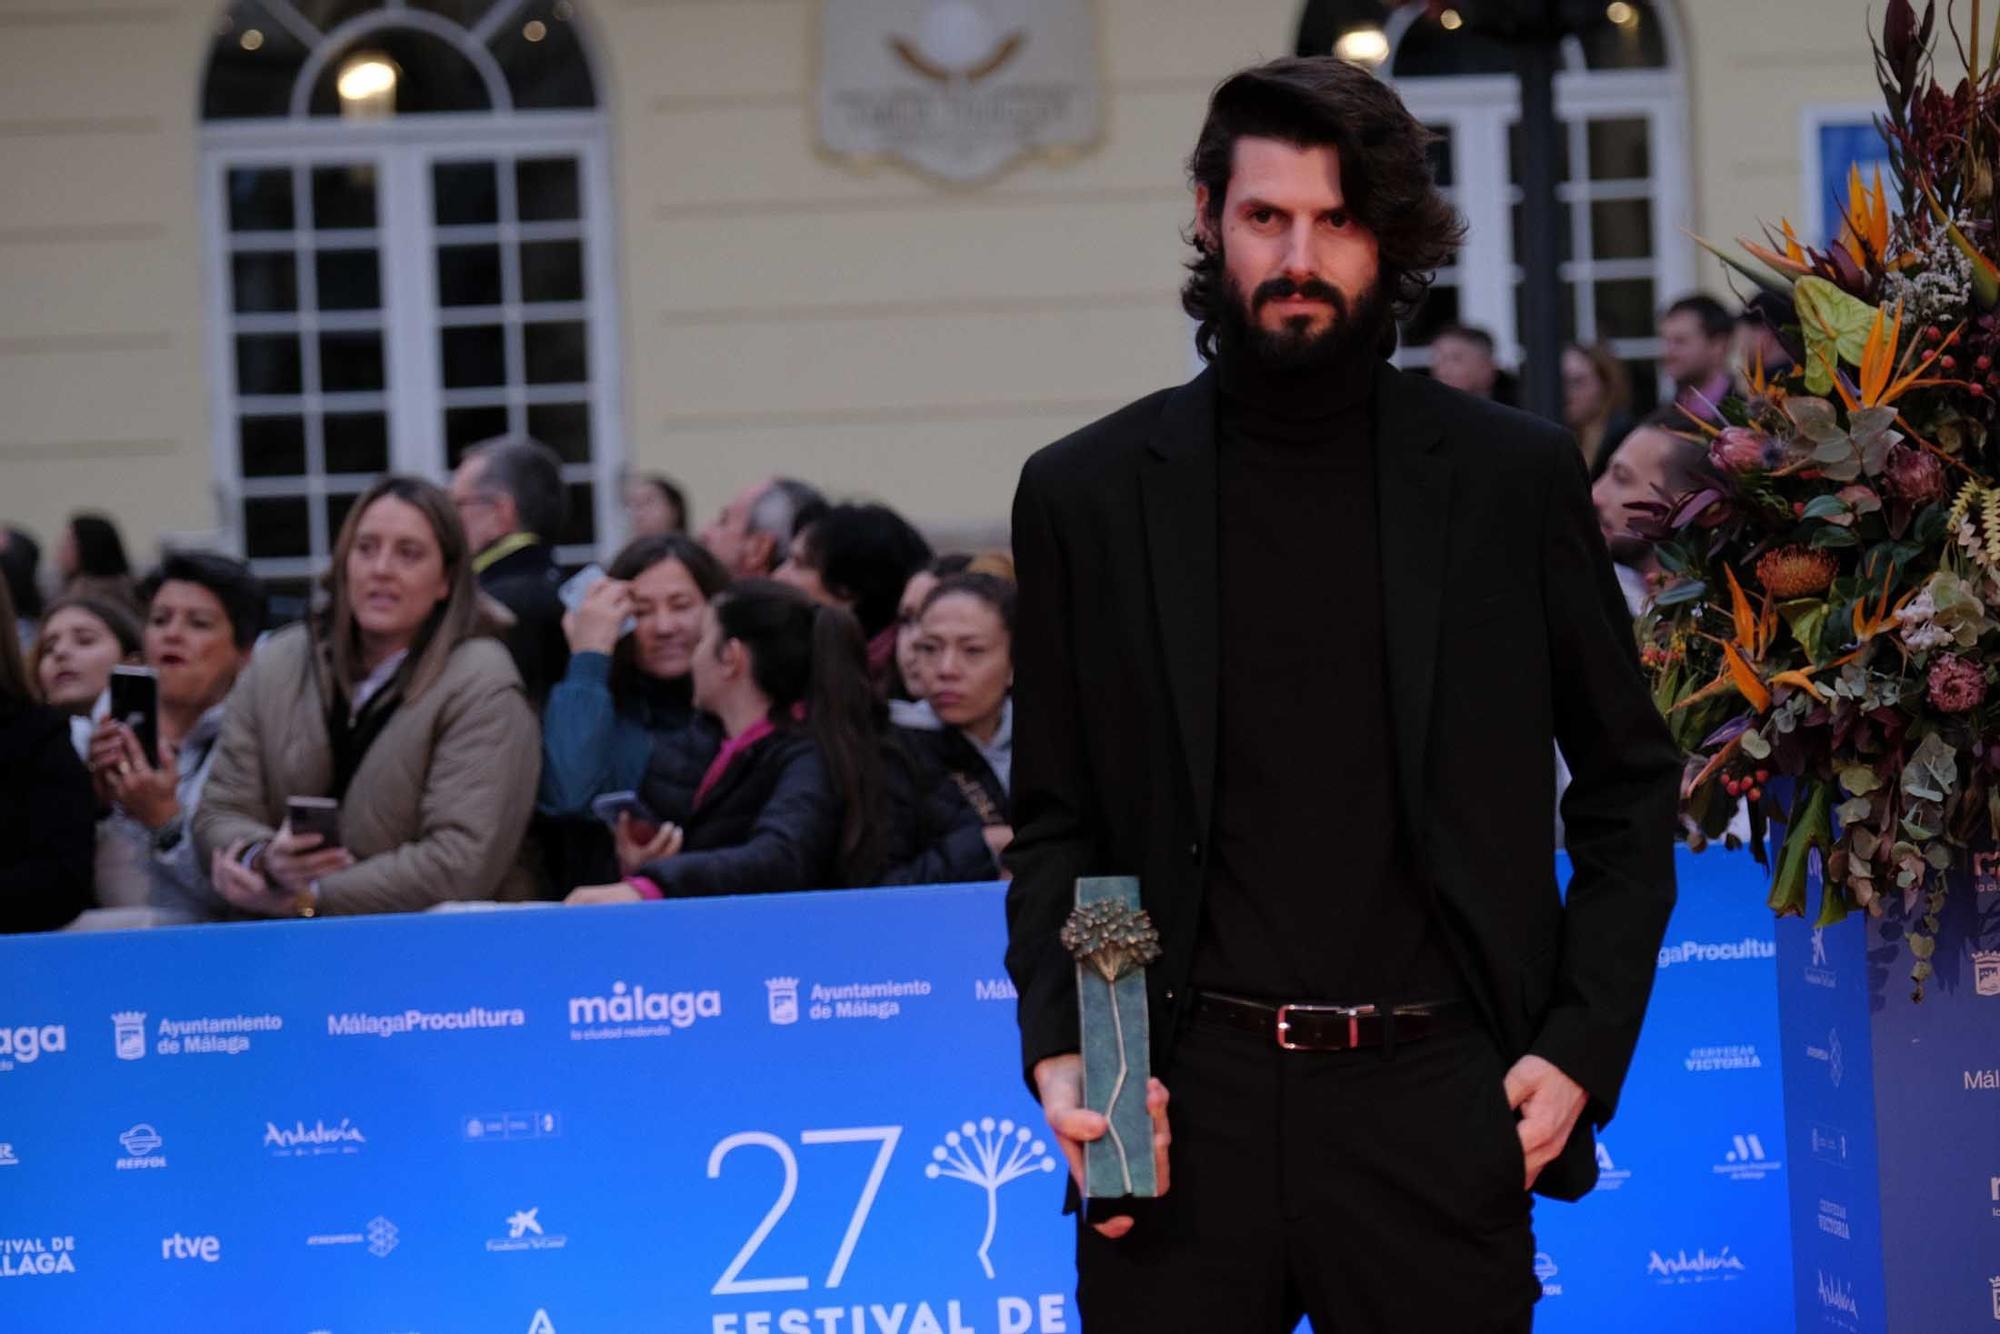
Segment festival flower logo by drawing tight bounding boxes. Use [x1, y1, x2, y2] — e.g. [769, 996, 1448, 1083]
[924, 1117, 1057, 1279]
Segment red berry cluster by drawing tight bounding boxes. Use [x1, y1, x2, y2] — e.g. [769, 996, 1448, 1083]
[1722, 769, 1769, 803]
[1930, 320, 2000, 402]
[1638, 643, 1683, 671]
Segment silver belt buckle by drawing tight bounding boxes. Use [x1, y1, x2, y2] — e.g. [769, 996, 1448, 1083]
[1274, 1003, 1377, 1050]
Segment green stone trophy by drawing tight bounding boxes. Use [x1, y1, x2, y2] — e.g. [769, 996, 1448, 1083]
[1061, 877, 1163, 1200]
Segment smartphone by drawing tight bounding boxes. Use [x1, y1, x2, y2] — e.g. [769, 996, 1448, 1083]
[558, 565, 636, 636]
[557, 564, 607, 612]
[589, 790, 662, 833]
[109, 665, 159, 764]
[286, 796, 343, 850]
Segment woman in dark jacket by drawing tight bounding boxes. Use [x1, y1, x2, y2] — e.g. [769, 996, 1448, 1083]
[876, 737, 995, 885]
[539, 534, 730, 886]
[567, 580, 986, 902]
[0, 576, 95, 932]
[901, 573, 1015, 869]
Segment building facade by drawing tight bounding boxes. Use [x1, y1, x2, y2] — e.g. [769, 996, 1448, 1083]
[0, 0, 1884, 582]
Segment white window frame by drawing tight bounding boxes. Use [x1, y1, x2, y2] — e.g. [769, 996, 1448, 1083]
[1386, 2, 1694, 399]
[199, 2, 623, 580]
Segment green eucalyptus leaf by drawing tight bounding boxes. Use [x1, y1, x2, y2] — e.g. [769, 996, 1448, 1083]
[1835, 796, 1875, 824]
[1838, 764, 1883, 796]
[1785, 396, 1846, 443]
[1653, 579, 1708, 608]
[1901, 802, 1944, 840]
[1849, 406, 1899, 442]
[1900, 733, 1958, 804]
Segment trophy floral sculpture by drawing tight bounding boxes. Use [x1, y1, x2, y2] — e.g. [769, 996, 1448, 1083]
[1059, 887, 1162, 1198]
[1642, 0, 2000, 997]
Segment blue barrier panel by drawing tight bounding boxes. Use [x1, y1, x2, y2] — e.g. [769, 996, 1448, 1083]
[1534, 848, 1793, 1332]
[1773, 860, 2000, 1331]
[0, 850, 1789, 1333]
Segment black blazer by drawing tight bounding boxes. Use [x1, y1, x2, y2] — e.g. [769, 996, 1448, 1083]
[479, 541, 569, 708]
[1002, 362, 1681, 1202]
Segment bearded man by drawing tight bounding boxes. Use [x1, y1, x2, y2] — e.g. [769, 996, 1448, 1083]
[1003, 57, 1681, 1333]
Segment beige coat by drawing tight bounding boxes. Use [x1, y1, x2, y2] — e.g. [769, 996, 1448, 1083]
[194, 623, 541, 914]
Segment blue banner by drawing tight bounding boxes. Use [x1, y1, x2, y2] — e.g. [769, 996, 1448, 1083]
[0, 851, 1789, 1333]
[1775, 853, 2000, 1332]
[1535, 848, 1793, 1329]
[1813, 120, 1894, 247]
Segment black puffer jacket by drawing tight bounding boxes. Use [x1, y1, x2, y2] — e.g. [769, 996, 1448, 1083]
[900, 723, 1009, 826]
[634, 721, 995, 895]
[635, 720, 839, 896]
[877, 734, 996, 886]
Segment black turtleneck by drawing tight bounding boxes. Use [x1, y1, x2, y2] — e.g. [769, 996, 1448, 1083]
[1190, 351, 1458, 1004]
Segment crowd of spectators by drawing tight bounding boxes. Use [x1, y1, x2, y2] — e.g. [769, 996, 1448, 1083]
[0, 285, 1775, 933]
[0, 460, 1016, 932]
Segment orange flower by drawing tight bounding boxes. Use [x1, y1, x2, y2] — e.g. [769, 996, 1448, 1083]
[1851, 569, 1915, 642]
[1756, 546, 1837, 599]
[1836, 163, 1890, 271]
[1826, 300, 1960, 411]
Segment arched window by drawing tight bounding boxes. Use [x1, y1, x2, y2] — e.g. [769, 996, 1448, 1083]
[200, 1, 619, 601]
[1301, 0, 1692, 413]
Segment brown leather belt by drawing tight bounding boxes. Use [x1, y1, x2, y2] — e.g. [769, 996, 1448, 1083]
[1192, 991, 1469, 1052]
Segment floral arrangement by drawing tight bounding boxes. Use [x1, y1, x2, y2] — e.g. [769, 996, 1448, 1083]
[1642, 0, 2000, 996]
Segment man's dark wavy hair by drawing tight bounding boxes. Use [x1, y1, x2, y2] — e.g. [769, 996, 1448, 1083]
[1182, 57, 1465, 361]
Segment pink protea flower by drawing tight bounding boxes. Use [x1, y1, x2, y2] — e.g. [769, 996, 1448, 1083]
[1709, 427, 1773, 476]
[1927, 654, 1987, 713]
[1882, 445, 1947, 504]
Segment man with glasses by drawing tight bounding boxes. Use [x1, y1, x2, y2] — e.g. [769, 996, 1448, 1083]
[448, 436, 569, 706]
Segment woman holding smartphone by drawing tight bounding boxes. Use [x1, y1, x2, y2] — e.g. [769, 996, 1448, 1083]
[30, 593, 148, 906]
[538, 535, 729, 884]
[85, 553, 264, 922]
[567, 580, 989, 903]
[196, 476, 541, 917]
[566, 580, 863, 902]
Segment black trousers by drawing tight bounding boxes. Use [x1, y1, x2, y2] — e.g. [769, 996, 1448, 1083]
[1076, 1013, 1540, 1333]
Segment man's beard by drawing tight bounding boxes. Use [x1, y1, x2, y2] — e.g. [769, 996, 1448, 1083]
[1214, 263, 1391, 374]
